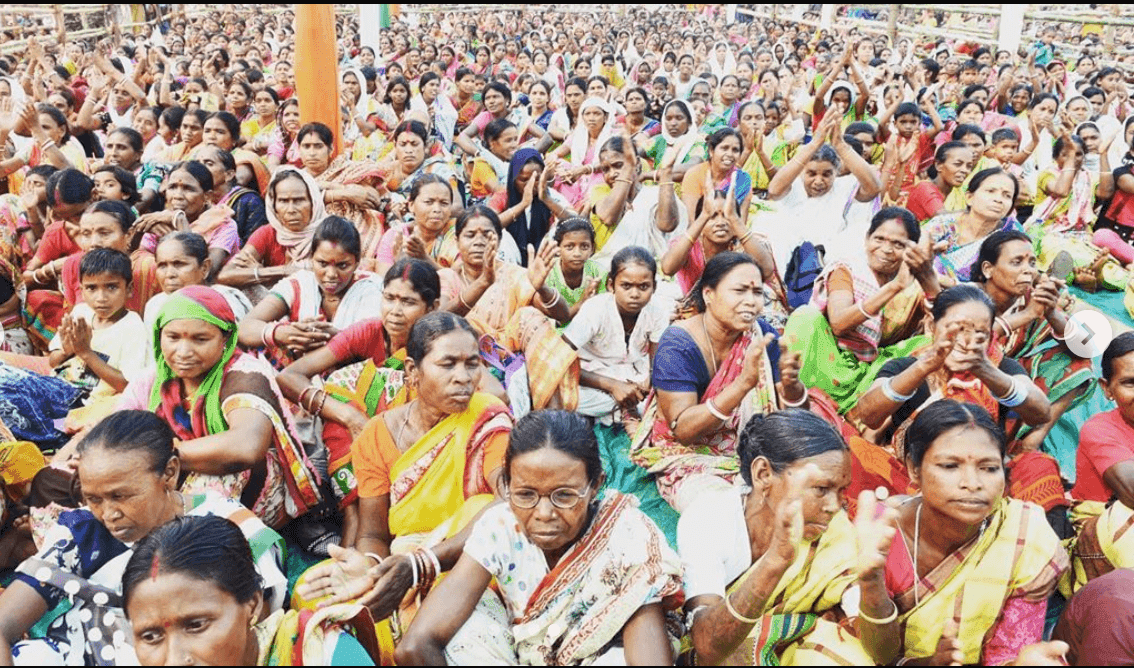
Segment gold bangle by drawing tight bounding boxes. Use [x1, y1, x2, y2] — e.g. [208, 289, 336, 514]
[723, 592, 761, 625]
[684, 231, 697, 245]
[858, 600, 899, 625]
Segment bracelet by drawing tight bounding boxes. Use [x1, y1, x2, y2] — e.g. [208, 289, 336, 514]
[1049, 318, 1075, 341]
[996, 376, 1030, 408]
[364, 552, 384, 566]
[315, 389, 329, 415]
[253, 265, 261, 283]
[723, 591, 761, 625]
[423, 547, 442, 580]
[782, 387, 808, 407]
[297, 385, 317, 412]
[858, 600, 899, 625]
[408, 551, 419, 590]
[684, 230, 698, 245]
[738, 230, 753, 244]
[261, 320, 280, 348]
[881, 377, 916, 404]
[857, 301, 876, 320]
[706, 397, 731, 421]
[458, 288, 473, 311]
[994, 316, 1013, 337]
[659, 181, 675, 188]
[537, 289, 561, 310]
[40, 140, 56, 151]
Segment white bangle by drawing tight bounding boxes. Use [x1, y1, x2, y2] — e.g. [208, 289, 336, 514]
[706, 397, 731, 421]
[857, 301, 876, 320]
[408, 552, 419, 590]
[782, 387, 808, 407]
[424, 547, 441, 577]
[881, 377, 916, 404]
[859, 600, 899, 625]
[364, 552, 384, 566]
[996, 376, 1030, 408]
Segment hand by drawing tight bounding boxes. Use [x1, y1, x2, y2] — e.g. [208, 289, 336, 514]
[70, 315, 93, 356]
[918, 321, 962, 374]
[739, 332, 776, 390]
[853, 489, 900, 578]
[0, 98, 17, 134]
[929, 620, 964, 666]
[1011, 641, 1069, 666]
[890, 259, 914, 290]
[1024, 273, 1060, 317]
[537, 162, 555, 201]
[58, 314, 76, 356]
[19, 102, 41, 141]
[902, 235, 940, 281]
[898, 137, 919, 163]
[580, 277, 600, 302]
[609, 379, 648, 407]
[526, 236, 559, 292]
[521, 170, 537, 206]
[404, 232, 429, 260]
[768, 463, 822, 566]
[778, 340, 806, 401]
[295, 544, 378, 605]
[344, 185, 382, 209]
[356, 554, 416, 620]
[816, 108, 841, 145]
[476, 237, 499, 287]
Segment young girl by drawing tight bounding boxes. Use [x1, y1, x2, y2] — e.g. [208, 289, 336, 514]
[544, 218, 605, 319]
[563, 246, 668, 425]
[91, 165, 139, 209]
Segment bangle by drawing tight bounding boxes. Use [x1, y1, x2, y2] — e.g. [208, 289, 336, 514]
[995, 316, 1013, 336]
[315, 389, 329, 415]
[407, 552, 419, 590]
[364, 552, 384, 566]
[261, 320, 280, 348]
[996, 376, 1029, 408]
[881, 377, 916, 404]
[615, 177, 634, 185]
[297, 385, 317, 412]
[858, 600, 899, 625]
[723, 591, 761, 625]
[684, 230, 698, 245]
[458, 288, 473, 311]
[706, 397, 731, 421]
[857, 301, 876, 320]
[424, 547, 441, 579]
[738, 230, 753, 244]
[253, 265, 261, 283]
[782, 387, 808, 407]
[659, 181, 675, 188]
[537, 289, 561, 310]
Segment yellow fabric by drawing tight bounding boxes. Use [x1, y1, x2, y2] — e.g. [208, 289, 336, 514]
[387, 394, 496, 537]
[898, 499, 1066, 664]
[1064, 500, 1134, 595]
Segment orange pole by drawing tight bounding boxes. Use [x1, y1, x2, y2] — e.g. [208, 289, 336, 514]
[295, 4, 342, 155]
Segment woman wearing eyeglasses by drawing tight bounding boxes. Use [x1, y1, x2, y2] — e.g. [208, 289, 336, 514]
[396, 410, 683, 665]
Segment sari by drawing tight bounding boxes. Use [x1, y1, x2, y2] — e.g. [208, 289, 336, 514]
[924, 211, 1023, 283]
[141, 286, 322, 528]
[630, 330, 778, 512]
[58, 248, 160, 317]
[189, 145, 269, 195]
[261, 166, 328, 266]
[448, 491, 684, 666]
[719, 511, 874, 666]
[784, 260, 930, 414]
[314, 156, 390, 261]
[1063, 499, 1134, 595]
[890, 498, 1067, 665]
[255, 604, 381, 666]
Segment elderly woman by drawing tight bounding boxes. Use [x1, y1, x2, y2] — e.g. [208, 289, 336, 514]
[217, 167, 325, 291]
[548, 97, 615, 209]
[398, 411, 683, 665]
[631, 253, 807, 513]
[117, 286, 322, 529]
[0, 410, 286, 665]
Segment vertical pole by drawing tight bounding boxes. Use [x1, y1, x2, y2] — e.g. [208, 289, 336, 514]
[359, 4, 381, 64]
[295, 4, 342, 155]
[53, 5, 65, 47]
[820, 3, 836, 30]
[1104, 4, 1118, 53]
[998, 4, 1025, 56]
[887, 4, 899, 41]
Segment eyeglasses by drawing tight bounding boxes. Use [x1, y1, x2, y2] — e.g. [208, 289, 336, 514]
[505, 484, 591, 510]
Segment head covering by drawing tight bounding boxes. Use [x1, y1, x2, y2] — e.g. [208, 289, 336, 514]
[823, 80, 857, 109]
[264, 166, 327, 263]
[505, 148, 551, 266]
[570, 97, 615, 165]
[149, 286, 240, 438]
[660, 99, 702, 164]
[710, 41, 738, 78]
[340, 67, 369, 116]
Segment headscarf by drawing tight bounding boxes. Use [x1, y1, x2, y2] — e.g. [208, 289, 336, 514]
[569, 97, 615, 165]
[0, 77, 26, 106]
[823, 80, 857, 109]
[1075, 121, 1102, 171]
[505, 148, 551, 266]
[264, 166, 327, 264]
[149, 286, 240, 438]
[710, 41, 738, 78]
[660, 99, 702, 164]
[1116, 116, 1134, 168]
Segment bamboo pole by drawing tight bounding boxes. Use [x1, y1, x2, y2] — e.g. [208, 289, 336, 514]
[52, 4, 64, 46]
[887, 4, 899, 42]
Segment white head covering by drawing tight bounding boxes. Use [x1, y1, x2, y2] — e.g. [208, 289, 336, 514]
[569, 97, 614, 164]
[824, 80, 857, 109]
[710, 41, 737, 78]
[340, 67, 370, 117]
[660, 99, 701, 164]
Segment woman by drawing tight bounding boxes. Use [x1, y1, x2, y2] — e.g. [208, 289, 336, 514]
[0, 411, 286, 665]
[226, 80, 254, 122]
[857, 285, 1052, 452]
[381, 120, 460, 206]
[972, 230, 1096, 467]
[101, 127, 162, 214]
[491, 148, 575, 265]
[853, 401, 1069, 666]
[161, 109, 207, 163]
[0, 103, 86, 191]
[616, 87, 659, 147]
[266, 98, 302, 170]
[375, 76, 411, 134]
[1027, 134, 1125, 291]
[241, 87, 280, 155]
[146, 231, 251, 340]
[905, 141, 973, 223]
[190, 111, 269, 195]
[681, 128, 755, 231]
[680, 410, 877, 665]
[450, 68, 482, 136]
[375, 174, 461, 276]
[547, 77, 586, 143]
[631, 253, 807, 512]
[409, 71, 458, 150]
[117, 285, 322, 529]
[398, 410, 683, 665]
[239, 216, 383, 367]
[467, 118, 518, 203]
[704, 74, 743, 131]
[549, 97, 615, 209]
[294, 313, 513, 635]
[527, 80, 554, 132]
[218, 166, 325, 291]
[737, 101, 777, 194]
[924, 167, 1024, 284]
[784, 207, 940, 417]
[340, 67, 380, 146]
[123, 515, 378, 666]
[642, 99, 705, 183]
[438, 207, 532, 316]
[196, 145, 268, 244]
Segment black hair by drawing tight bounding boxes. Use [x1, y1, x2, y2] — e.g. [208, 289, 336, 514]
[46, 169, 93, 208]
[79, 246, 132, 283]
[77, 409, 175, 474]
[685, 252, 760, 313]
[969, 229, 1033, 283]
[36, 103, 71, 143]
[991, 127, 1020, 145]
[405, 311, 478, 365]
[108, 127, 144, 155]
[906, 400, 1005, 469]
[931, 284, 995, 325]
[920, 58, 940, 82]
[809, 144, 841, 170]
[609, 245, 657, 283]
[93, 165, 140, 205]
[182, 108, 209, 128]
[952, 123, 986, 146]
[737, 409, 847, 485]
[384, 258, 441, 307]
[123, 515, 263, 614]
[384, 76, 411, 105]
[393, 119, 429, 146]
[483, 80, 512, 105]
[867, 206, 920, 243]
[845, 121, 875, 137]
[254, 86, 280, 105]
[1082, 85, 1105, 100]
[27, 164, 58, 181]
[310, 215, 361, 260]
[171, 160, 215, 193]
[1029, 92, 1059, 111]
[553, 217, 596, 245]
[455, 66, 475, 82]
[894, 101, 920, 120]
[206, 111, 241, 142]
[483, 118, 517, 148]
[160, 105, 185, 132]
[503, 410, 602, 487]
[529, 79, 553, 97]
[624, 86, 650, 105]
[455, 204, 503, 237]
[159, 231, 209, 266]
[706, 127, 744, 153]
[1102, 332, 1134, 381]
[1052, 134, 1086, 159]
[297, 122, 334, 147]
[408, 172, 452, 203]
[956, 99, 986, 121]
[967, 167, 1019, 204]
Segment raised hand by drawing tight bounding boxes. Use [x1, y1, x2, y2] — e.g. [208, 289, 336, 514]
[1024, 273, 1060, 318]
[526, 236, 559, 292]
[920, 321, 962, 374]
[853, 489, 900, 578]
[1011, 641, 1069, 666]
[778, 340, 806, 402]
[739, 331, 775, 390]
[769, 463, 823, 566]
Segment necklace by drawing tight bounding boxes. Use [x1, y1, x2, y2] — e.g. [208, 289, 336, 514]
[395, 404, 416, 452]
[701, 315, 718, 376]
[913, 500, 922, 607]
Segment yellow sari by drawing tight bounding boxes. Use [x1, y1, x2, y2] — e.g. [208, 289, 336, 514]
[896, 499, 1067, 664]
[1063, 499, 1134, 596]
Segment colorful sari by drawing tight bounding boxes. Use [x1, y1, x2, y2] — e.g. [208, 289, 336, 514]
[314, 156, 390, 261]
[630, 330, 778, 512]
[720, 512, 874, 666]
[784, 261, 930, 414]
[924, 211, 1024, 283]
[891, 498, 1067, 665]
[255, 604, 381, 666]
[143, 286, 322, 528]
[1063, 499, 1134, 596]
